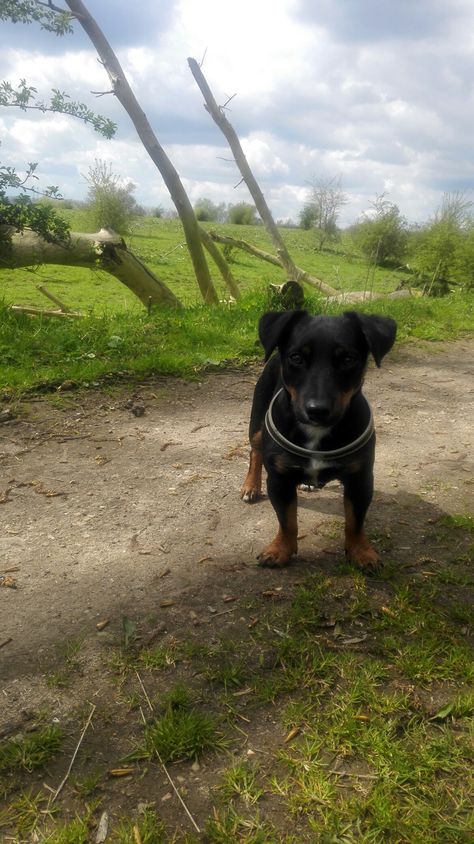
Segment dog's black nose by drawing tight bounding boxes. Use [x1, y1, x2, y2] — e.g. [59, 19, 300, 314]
[305, 400, 331, 424]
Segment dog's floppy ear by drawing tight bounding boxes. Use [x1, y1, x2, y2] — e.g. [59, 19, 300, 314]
[259, 310, 309, 361]
[344, 311, 397, 367]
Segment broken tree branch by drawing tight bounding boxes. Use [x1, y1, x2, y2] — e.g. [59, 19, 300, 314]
[209, 231, 338, 296]
[188, 57, 299, 281]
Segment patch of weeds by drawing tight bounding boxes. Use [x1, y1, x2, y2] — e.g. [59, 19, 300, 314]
[0, 789, 54, 838]
[107, 617, 142, 675]
[122, 615, 139, 650]
[220, 762, 264, 806]
[59, 636, 84, 669]
[180, 640, 213, 661]
[40, 815, 94, 843]
[435, 567, 473, 586]
[276, 634, 337, 687]
[45, 639, 85, 688]
[71, 770, 103, 797]
[129, 684, 226, 764]
[204, 806, 276, 843]
[110, 806, 168, 843]
[368, 528, 393, 553]
[140, 644, 178, 670]
[445, 600, 474, 627]
[439, 513, 474, 534]
[272, 750, 336, 816]
[199, 639, 251, 691]
[372, 582, 445, 635]
[286, 575, 331, 628]
[347, 574, 374, 619]
[451, 690, 474, 718]
[249, 626, 337, 705]
[0, 725, 63, 777]
[282, 693, 324, 729]
[384, 632, 474, 683]
[45, 670, 72, 689]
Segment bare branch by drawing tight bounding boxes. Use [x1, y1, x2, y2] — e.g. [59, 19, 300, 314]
[188, 56, 299, 280]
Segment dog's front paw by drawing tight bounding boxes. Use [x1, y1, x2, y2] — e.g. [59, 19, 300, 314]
[257, 539, 296, 568]
[345, 541, 380, 573]
[240, 482, 262, 503]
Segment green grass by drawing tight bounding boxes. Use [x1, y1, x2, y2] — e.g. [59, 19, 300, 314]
[0, 725, 63, 782]
[1, 212, 473, 394]
[129, 685, 226, 764]
[0, 212, 410, 311]
[1, 288, 472, 394]
[110, 807, 168, 844]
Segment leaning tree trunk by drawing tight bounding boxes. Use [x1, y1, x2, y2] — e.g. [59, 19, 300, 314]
[4, 229, 181, 308]
[65, 0, 220, 305]
[188, 57, 299, 281]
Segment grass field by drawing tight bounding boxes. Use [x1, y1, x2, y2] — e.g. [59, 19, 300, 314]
[1, 211, 473, 394]
[1, 210, 409, 312]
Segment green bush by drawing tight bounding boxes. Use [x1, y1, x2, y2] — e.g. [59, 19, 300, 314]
[227, 202, 258, 225]
[350, 194, 408, 266]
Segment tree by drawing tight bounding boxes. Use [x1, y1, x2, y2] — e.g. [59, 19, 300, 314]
[302, 176, 347, 250]
[193, 197, 226, 222]
[227, 202, 258, 225]
[410, 192, 474, 293]
[0, 0, 227, 304]
[299, 202, 315, 230]
[0, 156, 70, 245]
[85, 159, 140, 235]
[350, 193, 408, 265]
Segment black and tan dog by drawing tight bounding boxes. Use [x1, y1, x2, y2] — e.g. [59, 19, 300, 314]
[240, 310, 396, 571]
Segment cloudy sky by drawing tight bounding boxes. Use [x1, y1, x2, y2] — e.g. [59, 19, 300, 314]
[1, 0, 473, 225]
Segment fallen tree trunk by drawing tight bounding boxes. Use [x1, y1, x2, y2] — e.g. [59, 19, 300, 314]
[4, 229, 182, 309]
[209, 231, 338, 296]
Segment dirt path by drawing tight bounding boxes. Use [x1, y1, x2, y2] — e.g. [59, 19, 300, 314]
[1, 339, 473, 699]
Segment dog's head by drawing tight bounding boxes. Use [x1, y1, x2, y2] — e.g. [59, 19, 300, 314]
[259, 309, 396, 427]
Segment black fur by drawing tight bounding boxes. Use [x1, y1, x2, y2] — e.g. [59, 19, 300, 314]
[241, 310, 397, 570]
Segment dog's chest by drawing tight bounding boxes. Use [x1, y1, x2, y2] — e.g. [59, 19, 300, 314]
[307, 457, 332, 482]
[301, 426, 336, 486]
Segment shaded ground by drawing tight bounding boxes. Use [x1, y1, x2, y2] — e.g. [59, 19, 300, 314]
[0, 339, 473, 840]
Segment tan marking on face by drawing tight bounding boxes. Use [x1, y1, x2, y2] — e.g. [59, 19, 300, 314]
[338, 388, 357, 414]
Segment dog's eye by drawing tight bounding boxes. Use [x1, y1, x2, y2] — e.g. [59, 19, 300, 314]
[288, 352, 304, 366]
[337, 352, 358, 368]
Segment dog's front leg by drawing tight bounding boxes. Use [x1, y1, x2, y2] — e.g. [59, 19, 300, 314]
[343, 472, 379, 571]
[258, 473, 298, 568]
[240, 431, 263, 503]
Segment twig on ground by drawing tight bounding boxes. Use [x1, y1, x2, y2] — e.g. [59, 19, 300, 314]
[135, 671, 201, 834]
[50, 703, 96, 803]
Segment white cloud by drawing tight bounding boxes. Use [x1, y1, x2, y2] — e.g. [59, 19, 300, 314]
[0, 0, 473, 225]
